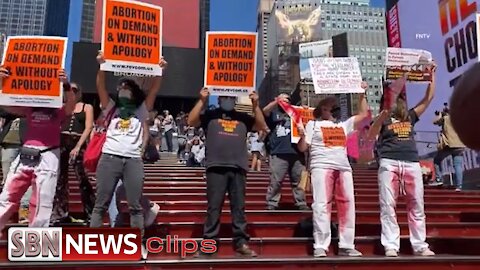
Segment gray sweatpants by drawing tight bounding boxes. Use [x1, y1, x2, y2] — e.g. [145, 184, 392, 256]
[266, 154, 307, 208]
[90, 153, 145, 237]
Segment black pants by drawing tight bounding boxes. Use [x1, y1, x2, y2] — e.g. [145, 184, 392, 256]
[203, 167, 249, 249]
[165, 129, 174, 152]
[51, 135, 95, 222]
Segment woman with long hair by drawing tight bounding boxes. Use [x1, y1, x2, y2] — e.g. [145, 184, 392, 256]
[51, 83, 95, 224]
[367, 66, 437, 257]
[89, 51, 166, 242]
[0, 67, 76, 231]
[297, 83, 368, 257]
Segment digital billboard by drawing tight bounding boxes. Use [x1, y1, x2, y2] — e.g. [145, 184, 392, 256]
[93, 0, 200, 49]
[273, 0, 322, 43]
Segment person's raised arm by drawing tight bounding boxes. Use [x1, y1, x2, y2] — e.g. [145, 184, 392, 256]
[367, 110, 389, 140]
[144, 58, 168, 111]
[60, 70, 76, 116]
[250, 92, 268, 132]
[95, 51, 110, 109]
[263, 94, 289, 117]
[187, 88, 209, 128]
[413, 64, 437, 117]
[353, 82, 369, 130]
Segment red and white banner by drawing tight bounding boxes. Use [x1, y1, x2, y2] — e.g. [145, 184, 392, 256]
[8, 227, 216, 261]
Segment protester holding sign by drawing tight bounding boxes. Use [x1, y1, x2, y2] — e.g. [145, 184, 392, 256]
[187, 88, 267, 257]
[297, 82, 368, 258]
[263, 94, 309, 211]
[0, 67, 76, 230]
[89, 52, 167, 246]
[367, 66, 438, 257]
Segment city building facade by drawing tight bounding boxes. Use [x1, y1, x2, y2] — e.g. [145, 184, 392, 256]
[259, 0, 387, 115]
[200, 0, 210, 48]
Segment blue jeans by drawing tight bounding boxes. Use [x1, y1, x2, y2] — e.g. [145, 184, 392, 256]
[434, 147, 464, 189]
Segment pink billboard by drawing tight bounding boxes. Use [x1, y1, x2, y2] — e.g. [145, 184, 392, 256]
[93, 0, 200, 49]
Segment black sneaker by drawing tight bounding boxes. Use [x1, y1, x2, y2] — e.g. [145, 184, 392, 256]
[236, 244, 257, 257]
[266, 205, 276, 210]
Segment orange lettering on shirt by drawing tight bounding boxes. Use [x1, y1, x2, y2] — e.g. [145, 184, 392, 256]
[218, 119, 239, 133]
[321, 127, 346, 147]
[387, 122, 412, 139]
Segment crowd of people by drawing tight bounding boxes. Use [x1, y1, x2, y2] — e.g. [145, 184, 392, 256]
[0, 55, 463, 258]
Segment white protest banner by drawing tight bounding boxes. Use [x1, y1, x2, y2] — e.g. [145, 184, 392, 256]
[308, 57, 363, 94]
[299, 39, 332, 81]
[204, 31, 258, 97]
[385, 47, 434, 82]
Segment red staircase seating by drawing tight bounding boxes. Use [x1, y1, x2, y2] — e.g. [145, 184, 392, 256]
[1, 155, 480, 269]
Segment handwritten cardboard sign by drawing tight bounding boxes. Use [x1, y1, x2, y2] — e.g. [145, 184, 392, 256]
[204, 31, 257, 97]
[101, 0, 162, 76]
[309, 57, 364, 94]
[0, 36, 67, 108]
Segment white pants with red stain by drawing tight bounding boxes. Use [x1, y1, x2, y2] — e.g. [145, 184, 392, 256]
[0, 148, 60, 229]
[311, 168, 356, 251]
[378, 158, 429, 252]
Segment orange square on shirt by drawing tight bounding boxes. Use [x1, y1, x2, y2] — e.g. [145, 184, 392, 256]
[321, 127, 347, 147]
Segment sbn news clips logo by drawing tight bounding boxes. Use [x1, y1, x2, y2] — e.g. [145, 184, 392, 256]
[8, 227, 217, 261]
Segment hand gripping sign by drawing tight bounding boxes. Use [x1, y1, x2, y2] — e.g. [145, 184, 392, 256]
[204, 31, 258, 97]
[101, 0, 163, 76]
[0, 36, 67, 108]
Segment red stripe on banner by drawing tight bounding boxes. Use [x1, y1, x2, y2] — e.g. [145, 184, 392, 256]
[277, 99, 303, 127]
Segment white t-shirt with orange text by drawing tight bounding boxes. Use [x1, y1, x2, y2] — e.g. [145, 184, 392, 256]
[304, 117, 355, 172]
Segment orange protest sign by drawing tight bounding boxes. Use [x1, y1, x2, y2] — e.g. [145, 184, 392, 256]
[321, 127, 347, 147]
[101, 0, 162, 76]
[204, 31, 257, 96]
[291, 106, 315, 143]
[0, 36, 67, 108]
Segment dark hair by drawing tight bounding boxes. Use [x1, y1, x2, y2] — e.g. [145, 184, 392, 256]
[313, 96, 336, 119]
[115, 78, 145, 108]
